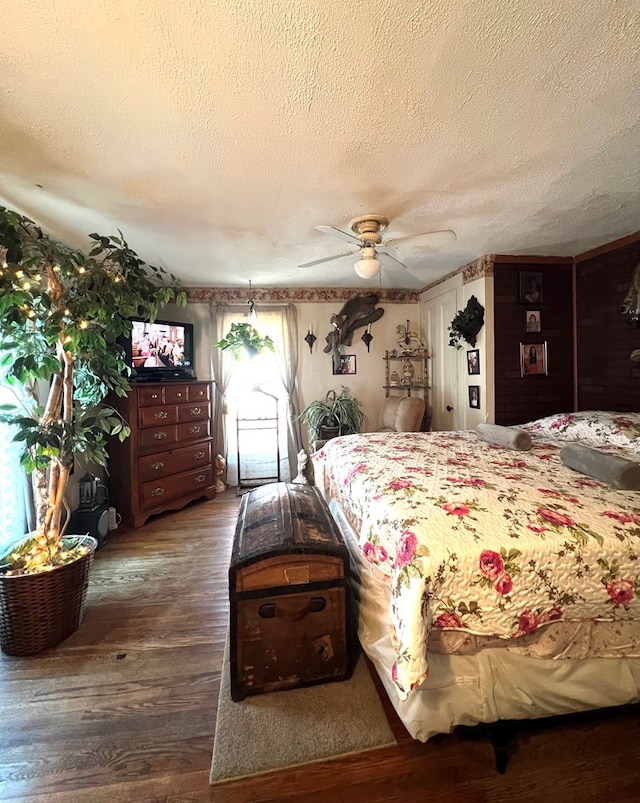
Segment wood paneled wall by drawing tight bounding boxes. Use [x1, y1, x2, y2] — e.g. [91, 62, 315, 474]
[576, 241, 640, 412]
[493, 261, 574, 426]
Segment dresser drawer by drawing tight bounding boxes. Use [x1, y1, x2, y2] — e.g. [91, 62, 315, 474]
[139, 442, 212, 482]
[178, 402, 210, 423]
[138, 386, 165, 407]
[141, 465, 214, 508]
[165, 384, 189, 403]
[188, 383, 210, 402]
[139, 404, 179, 428]
[177, 419, 211, 442]
[138, 424, 179, 451]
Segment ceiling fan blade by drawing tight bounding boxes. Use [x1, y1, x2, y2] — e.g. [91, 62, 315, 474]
[315, 225, 362, 246]
[384, 229, 457, 249]
[298, 250, 357, 268]
[379, 251, 408, 271]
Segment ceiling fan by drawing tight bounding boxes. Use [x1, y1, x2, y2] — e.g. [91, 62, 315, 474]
[298, 214, 456, 279]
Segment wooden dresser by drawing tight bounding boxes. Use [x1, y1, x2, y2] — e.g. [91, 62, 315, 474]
[108, 380, 216, 528]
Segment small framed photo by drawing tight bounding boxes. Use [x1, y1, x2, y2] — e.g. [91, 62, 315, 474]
[467, 349, 480, 375]
[520, 341, 548, 376]
[468, 385, 480, 408]
[526, 310, 541, 332]
[334, 354, 356, 375]
[519, 270, 543, 304]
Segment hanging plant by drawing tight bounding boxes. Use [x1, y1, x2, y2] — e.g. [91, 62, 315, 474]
[215, 322, 274, 360]
[448, 295, 485, 349]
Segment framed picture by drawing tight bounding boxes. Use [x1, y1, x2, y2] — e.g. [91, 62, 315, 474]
[466, 349, 480, 375]
[520, 341, 548, 376]
[526, 310, 541, 332]
[519, 270, 543, 304]
[334, 354, 356, 375]
[468, 385, 480, 408]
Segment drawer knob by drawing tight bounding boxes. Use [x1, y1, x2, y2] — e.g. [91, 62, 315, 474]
[195, 474, 206, 483]
[151, 461, 165, 471]
[151, 393, 159, 399]
[190, 406, 201, 415]
[153, 431, 168, 440]
[154, 411, 168, 419]
[189, 425, 201, 434]
[176, 392, 183, 398]
[193, 451, 205, 460]
[151, 487, 165, 496]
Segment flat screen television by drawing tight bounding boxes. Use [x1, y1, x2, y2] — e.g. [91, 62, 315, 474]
[120, 318, 196, 382]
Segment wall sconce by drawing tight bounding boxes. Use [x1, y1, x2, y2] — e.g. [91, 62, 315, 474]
[304, 327, 317, 353]
[361, 323, 373, 352]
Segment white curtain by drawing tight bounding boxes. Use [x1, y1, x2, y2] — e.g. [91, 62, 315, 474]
[207, 303, 302, 486]
[209, 302, 236, 468]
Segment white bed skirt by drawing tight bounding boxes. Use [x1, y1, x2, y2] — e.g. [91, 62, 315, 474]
[329, 499, 640, 742]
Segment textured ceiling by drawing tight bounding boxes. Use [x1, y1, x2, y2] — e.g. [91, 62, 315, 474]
[1, 1, 639, 290]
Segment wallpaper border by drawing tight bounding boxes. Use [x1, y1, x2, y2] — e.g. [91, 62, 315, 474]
[186, 287, 419, 304]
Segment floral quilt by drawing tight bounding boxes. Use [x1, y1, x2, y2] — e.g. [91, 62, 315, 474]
[311, 427, 640, 699]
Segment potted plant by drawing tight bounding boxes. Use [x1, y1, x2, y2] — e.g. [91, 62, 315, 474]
[0, 206, 185, 655]
[298, 386, 367, 442]
[215, 321, 274, 360]
[448, 295, 485, 349]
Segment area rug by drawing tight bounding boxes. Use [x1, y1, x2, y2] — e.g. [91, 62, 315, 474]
[210, 638, 397, 786]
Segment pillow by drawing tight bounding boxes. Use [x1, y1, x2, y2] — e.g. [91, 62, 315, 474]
[476, 423, 532, 451]
[521, 411, 640, 453]
[560, 443, 640, 490]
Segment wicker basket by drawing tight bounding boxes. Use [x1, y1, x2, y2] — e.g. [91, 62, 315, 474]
[0, 535, 98, 656]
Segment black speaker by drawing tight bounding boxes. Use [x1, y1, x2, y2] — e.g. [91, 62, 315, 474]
[67, 502, 110, 550]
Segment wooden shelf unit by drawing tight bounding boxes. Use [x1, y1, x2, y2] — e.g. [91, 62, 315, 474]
[383, 350, 430, 398]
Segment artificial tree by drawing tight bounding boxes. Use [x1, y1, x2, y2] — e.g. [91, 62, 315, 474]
[0, 206, 186, 576]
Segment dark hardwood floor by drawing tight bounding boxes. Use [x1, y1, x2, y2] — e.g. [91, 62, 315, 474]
[1, 493, 639, 802]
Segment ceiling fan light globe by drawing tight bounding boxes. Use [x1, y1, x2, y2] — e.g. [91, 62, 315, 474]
[354, 257, 381, 279]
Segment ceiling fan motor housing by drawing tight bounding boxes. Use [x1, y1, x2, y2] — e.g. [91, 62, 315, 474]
[349, 214, 388, 245]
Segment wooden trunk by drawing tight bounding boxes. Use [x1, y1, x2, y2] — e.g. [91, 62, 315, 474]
[229, 482, 356, 701]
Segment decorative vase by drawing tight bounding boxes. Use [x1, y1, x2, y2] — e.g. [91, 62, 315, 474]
[0, 534, 98, 656]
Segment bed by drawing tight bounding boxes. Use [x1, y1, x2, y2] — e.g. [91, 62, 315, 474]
[310, 411, 640, 745]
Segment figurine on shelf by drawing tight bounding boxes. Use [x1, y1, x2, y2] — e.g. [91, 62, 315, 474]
[390, 370, 400, 386]
[402, 359, 415, 384]
[396, 321, 425, 355]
